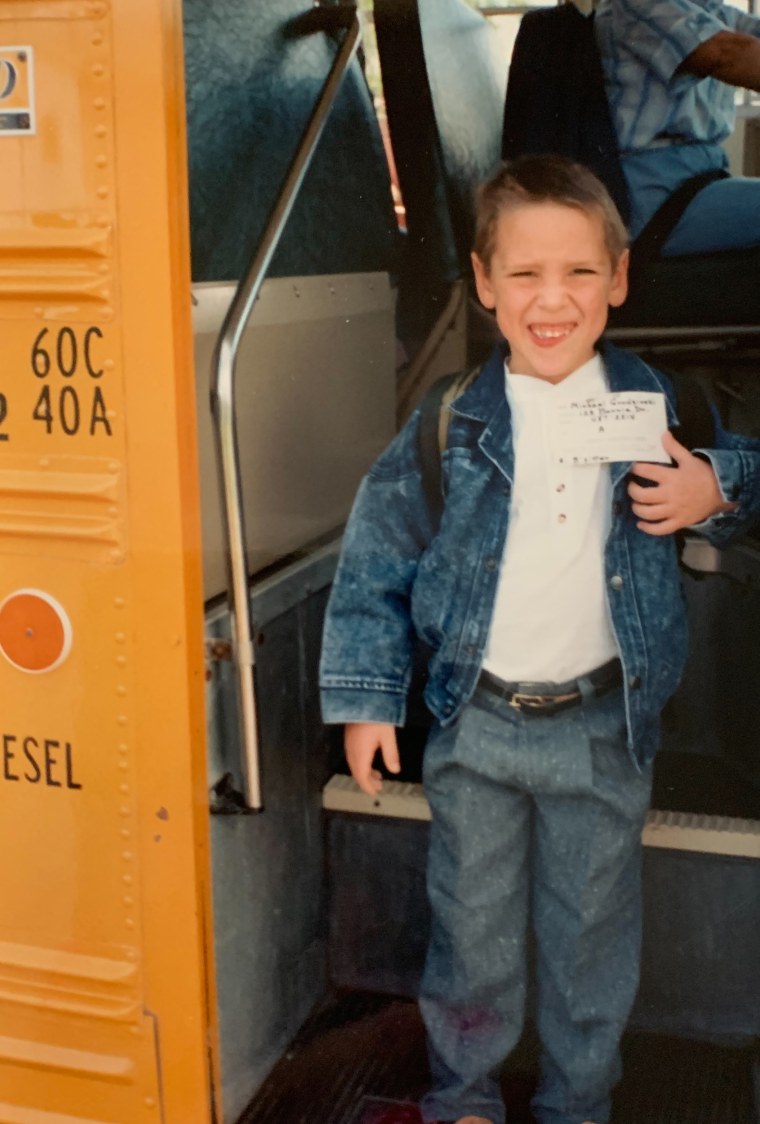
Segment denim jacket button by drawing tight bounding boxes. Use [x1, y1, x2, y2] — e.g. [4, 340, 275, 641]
[485, 558, 498, 571]
[610, 574, 624, 590]
[464, 643, 477, 657]
[628, 674, 641, 689]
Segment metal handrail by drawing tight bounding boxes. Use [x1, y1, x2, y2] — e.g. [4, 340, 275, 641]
[210, 3, 361, 811]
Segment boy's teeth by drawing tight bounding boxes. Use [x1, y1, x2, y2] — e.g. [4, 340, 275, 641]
[533, 326, 569, 339]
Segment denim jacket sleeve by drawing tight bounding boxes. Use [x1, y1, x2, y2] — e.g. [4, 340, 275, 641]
[319, 406, 434, 726]
[689, 406, 760, 546]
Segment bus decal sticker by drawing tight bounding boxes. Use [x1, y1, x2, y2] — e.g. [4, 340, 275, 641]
[0, 47, 35, 136]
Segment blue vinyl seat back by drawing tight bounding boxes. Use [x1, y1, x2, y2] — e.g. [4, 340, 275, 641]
[375, 0, 506, 341]
[183, 0, 398, 282]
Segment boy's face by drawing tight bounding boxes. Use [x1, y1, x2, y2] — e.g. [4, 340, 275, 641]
[471, 201, 629, 384]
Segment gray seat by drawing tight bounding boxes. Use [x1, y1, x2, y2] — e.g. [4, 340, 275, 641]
[375, 0, 506, 349]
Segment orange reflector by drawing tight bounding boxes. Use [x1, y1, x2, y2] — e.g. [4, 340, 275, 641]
[0, 589, 72, 672]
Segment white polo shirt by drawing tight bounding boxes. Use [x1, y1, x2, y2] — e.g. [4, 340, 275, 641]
[481, 354, 618, 684]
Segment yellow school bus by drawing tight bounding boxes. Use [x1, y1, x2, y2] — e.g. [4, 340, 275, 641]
[0, 2, 758, 1123]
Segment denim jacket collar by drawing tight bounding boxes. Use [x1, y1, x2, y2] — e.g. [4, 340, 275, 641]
[601, 339, 679, 424]
[449, 341, 515, 482]
[450, 339, 680, 487]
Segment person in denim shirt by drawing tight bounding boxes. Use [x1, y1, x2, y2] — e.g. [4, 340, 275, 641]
[595, 0, 760, 249]
[320, 156, 760, 1124]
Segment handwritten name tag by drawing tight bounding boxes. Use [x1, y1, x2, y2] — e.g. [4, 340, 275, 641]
[550, 392, 669, 465]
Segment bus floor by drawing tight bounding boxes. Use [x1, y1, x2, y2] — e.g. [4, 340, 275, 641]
[238, 990, 757, 1124]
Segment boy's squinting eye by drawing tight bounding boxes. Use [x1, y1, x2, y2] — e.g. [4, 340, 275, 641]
[571, 267, 597, 275]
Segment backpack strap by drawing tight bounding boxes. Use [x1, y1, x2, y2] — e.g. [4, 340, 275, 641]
[645, 366, 716, 574]
[419, 366, 482, 527]
[666, 368, 715, 452]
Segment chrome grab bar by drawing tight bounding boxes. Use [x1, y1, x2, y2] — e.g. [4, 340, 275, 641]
[210, 3, 361, 811]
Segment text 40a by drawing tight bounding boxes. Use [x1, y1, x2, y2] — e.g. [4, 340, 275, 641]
[31, 327, 112, 438]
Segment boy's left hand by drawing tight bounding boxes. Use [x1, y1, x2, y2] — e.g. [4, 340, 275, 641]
[629, 430, 737, 535]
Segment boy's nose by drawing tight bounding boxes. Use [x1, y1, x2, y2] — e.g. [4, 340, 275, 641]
[537, 282, 569, 309]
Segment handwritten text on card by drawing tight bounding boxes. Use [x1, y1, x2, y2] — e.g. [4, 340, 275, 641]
[550, 392, 669, 465]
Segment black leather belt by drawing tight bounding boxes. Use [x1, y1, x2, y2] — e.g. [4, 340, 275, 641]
[477, 658, 623, 717]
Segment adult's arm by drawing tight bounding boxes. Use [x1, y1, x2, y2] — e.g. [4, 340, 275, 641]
[679, 29, 760, 92]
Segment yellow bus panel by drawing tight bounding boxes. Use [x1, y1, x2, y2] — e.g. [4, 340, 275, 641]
[0, 2, 218, 1121]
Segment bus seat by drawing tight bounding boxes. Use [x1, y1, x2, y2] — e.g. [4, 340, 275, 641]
[502, 4, 760, 336]
[183, 0, 398, 282]
[375, 0, 506, 373]
[501, 3, 630, 223]
[610, 241, 760, 331]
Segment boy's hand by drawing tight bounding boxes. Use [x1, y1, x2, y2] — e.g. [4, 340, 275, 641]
[344, 722, 400, 796]
[629, 430, 737, 535]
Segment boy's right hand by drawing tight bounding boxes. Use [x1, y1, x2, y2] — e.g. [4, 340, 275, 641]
[344, 722, 400, 796]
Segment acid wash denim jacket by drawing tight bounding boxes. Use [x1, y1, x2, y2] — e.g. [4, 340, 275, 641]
[319, 341, 760, 767]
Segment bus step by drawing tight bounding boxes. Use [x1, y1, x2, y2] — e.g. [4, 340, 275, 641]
[237, 991, 757, 1124]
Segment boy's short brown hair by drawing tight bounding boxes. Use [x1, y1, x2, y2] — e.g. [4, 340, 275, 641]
[473, 154, 629, 270]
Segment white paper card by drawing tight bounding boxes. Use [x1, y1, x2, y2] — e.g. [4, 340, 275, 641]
[550, 392, 669, 466]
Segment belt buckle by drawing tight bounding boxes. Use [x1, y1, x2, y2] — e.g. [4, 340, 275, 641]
[509, 689, 580, 715]
[509, 691, 548, 712]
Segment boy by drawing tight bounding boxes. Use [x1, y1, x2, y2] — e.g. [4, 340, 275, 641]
[319, 156, 760, 1124]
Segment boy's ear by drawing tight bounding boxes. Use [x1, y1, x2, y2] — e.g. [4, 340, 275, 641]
[609, 248, 629, 308]
[471, 251, 496, 310]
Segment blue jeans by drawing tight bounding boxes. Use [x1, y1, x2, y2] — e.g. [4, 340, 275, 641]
[418, 682, 653, 1124]
[622, 142, 760, 253]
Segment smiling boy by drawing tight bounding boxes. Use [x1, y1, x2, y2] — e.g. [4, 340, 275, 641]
[319, 156, 760, 1124]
